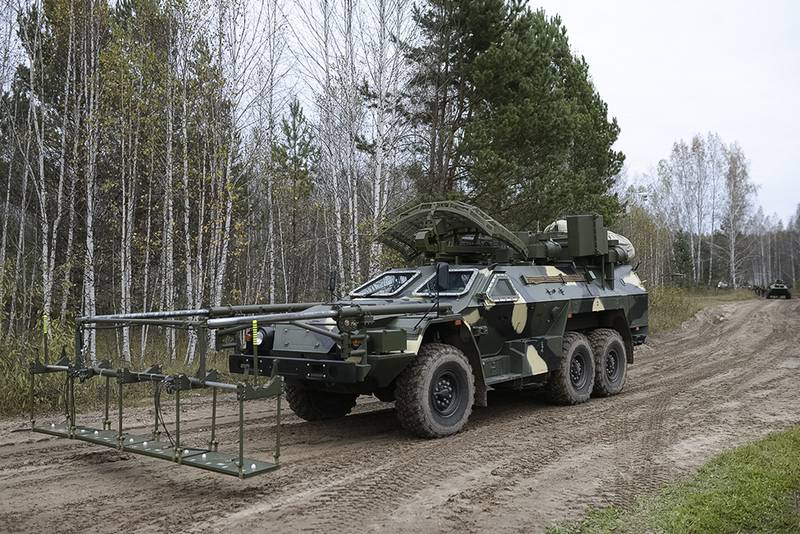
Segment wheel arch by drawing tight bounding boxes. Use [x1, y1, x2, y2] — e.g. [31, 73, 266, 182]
[421, 318, 488, 407]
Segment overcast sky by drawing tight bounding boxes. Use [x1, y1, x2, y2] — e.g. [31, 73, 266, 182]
[534, 0, 800, 224]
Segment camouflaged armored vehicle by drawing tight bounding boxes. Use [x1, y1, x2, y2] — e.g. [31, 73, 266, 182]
[28, 201, 648, 480]
[221, 201, 649, 438]
[765, 280, 792, 299]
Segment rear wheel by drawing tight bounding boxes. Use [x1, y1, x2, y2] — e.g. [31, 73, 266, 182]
[588, 328, 627, 397]
[544, 332, 595, 405]
[394, 343, 474, 438]
[284, 383, 358, 421]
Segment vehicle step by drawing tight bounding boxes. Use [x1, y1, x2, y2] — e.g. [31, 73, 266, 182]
[485, 373, 522, 385]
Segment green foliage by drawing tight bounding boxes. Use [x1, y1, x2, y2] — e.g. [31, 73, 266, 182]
[406, 2, 623, 230]
[551, 426, 800, 534]
[271, 98, 318, 301]
[648, 287, 704, 333]
[405, 0, 521, 197]
[464, 9, 624, 230]
[671, 231, 694, 285]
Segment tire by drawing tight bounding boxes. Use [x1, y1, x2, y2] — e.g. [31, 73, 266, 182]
[588, 328, 627, 397]
[544, 332, 595, 405]
[284, 383, 358, 421]
[394, 343, 474, 438]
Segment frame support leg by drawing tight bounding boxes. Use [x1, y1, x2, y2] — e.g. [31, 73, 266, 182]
[29, 370, 35, 429]
[238, 395, 244, 479]
[209, 387, 218, 452]
[117, 382, 124, 450]
[68, 375, 76, 437]
[174, 389, 181, 463]
[152, 383, 161, 440]
[273, 385, 282, 465]
[103, 376, 111, 430]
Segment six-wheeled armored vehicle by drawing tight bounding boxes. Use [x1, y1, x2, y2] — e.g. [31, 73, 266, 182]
[223, 201, 649, 438]
[765, 280, 792, 299]
[28, 201, 647, 478]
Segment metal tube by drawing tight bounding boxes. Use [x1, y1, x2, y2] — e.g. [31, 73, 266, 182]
[207, 302, 449, 329]
[175, 389, 181, 463]
[196, 379, 239, 391]
[40, 364, 70, 372]
[117, 382, 123, 449]
[274, 385, 282, 465]
[79, 308, 210, 323]
[238, 396, 244, 478]
[209, 387, 218, 451]
[209, 309, 339, 328]
[29, 370, 35, 428]
[83, 318, 203, 327]
[208, 302, 321, 317]
[252, 320, 259, 386]
[103, 376, 110, 430]
[152, 383, 160, 439]
[290, 321, 343, 341]
[68, 376, 75, 435]
[216, 324, 248, 338]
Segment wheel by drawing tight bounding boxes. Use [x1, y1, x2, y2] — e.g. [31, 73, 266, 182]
[588, 328, 627, 397]
[394, 343, 475, 438]
[284, 383, 358, 421]
[544, 332, 595, 405]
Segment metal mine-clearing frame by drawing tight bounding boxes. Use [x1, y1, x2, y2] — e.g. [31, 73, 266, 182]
[29, 304, 311, 479]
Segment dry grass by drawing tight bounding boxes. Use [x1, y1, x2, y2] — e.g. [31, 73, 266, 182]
[0, 322, 229, 417]
[649, 287, 755, 334]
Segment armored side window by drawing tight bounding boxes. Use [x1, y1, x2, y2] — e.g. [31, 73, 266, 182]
[414, 269, 478, 297]
[351, 270, 420, 297]
[487, 275, 520, 303]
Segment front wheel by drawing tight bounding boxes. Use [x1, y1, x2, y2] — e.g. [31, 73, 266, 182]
[394, 343, 475, 438]
[284, 384, 358, 421]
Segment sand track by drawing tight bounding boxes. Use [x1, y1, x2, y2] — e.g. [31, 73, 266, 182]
[1, 298, 798, 533]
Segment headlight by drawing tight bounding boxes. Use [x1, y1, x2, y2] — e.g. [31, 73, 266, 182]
[254, 328, 265, 346]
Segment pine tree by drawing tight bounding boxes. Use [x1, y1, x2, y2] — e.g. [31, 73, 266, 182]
[462, 9, 624, 230]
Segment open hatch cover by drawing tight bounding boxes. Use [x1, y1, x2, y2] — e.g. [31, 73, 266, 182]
[377, 201, 528, 262]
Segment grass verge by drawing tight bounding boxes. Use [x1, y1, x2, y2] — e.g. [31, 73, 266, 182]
[550, 427, 800, 534]
[648, 287, 754, 334]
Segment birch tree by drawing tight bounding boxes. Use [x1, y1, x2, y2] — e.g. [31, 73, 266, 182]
[721, 143, 754, 288]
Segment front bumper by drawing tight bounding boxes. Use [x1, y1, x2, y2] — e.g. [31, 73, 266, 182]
[229, 354, 371, 383]
[767, 289, 791, 297]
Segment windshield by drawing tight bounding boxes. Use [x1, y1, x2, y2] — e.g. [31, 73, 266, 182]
[351, 270, 420, 297]
[414, 269, 478, 297]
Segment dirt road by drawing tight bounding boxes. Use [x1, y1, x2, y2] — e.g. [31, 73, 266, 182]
[1, 298, 799, 533]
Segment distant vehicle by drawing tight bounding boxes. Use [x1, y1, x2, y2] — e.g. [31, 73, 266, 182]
[765, 280, 792, 299]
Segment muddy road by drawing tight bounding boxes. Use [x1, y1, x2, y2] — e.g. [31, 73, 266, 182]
[1, 298, 799, 533]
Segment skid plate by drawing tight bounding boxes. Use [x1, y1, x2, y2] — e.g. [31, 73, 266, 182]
[33, 422, 278, 478]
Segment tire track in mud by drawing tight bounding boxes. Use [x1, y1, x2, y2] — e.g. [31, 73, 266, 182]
[0, 299, 799, 534]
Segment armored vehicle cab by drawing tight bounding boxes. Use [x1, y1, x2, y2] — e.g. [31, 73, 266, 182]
[223, 201, 649, 438]
[766, 280, 792, 299]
